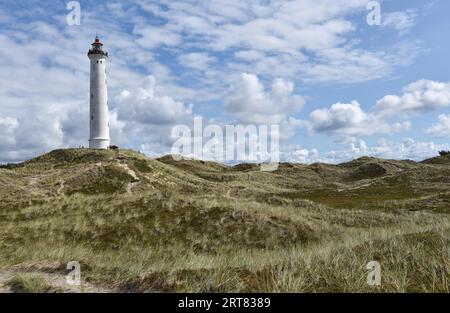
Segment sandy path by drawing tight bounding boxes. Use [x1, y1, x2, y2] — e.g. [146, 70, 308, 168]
[117, 163, 140, 193]
[0, 269, 112, 293]
[0, 271, 13, 293]
[57, 180, 65, 195]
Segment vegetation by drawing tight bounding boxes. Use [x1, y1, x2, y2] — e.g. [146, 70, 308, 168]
[0, 149, 449, 292]
[6, 274, 61, 293]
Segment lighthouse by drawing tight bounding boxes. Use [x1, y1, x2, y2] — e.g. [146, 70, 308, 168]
[88, 36, 110, 149]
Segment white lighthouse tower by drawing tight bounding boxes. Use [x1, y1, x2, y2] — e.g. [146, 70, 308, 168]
[88, 36, 110, 149]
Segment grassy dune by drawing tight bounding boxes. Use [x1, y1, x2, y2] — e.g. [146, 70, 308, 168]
[0, 149, 449, 292]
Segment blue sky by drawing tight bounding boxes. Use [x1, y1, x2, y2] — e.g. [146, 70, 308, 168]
[0, 0, 449, 163]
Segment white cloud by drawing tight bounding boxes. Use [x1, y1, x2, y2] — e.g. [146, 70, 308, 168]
[0, 101, 90, 163]
[234, 50, 266, 62]
[307, 79, 450, 140]
[0, 13, 199, 163]
[309, 101, 366, 134]
[137, 0, 420, 84]
[224, 73, 304, 124]
[292, 138, 449, 164]
[426, 114, 450, 138]
[0, 117, 18, 150]
[321, 138, 368, 163]
[116, 76, 193, 125]
[178, 52, 216, 71]
[308, 101, 410, 137]
[375, 80, 450, 117]
[301, 47, 390, 83]
[382, 9, 418, 35]
[112, 76, 199, 157]
[289, 147, 319, 163]
[367, 138, 449, 161]
[135, 25, 182, 49]
[0, 1, 438, 164]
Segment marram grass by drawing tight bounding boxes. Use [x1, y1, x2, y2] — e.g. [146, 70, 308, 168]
[0, 149, 449, 292]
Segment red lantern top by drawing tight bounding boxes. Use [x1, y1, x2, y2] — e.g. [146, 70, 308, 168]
[93, 36, 103, 46]
[88, 35, 108, 57]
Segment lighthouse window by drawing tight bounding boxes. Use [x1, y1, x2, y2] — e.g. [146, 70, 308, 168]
[91, 115, 94, 121]
[91, 93, 93, 98]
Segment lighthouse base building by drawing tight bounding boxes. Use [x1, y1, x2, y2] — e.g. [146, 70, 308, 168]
[88, 36, 110, 149]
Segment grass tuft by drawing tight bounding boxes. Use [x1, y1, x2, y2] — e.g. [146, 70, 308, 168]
[7, 274, 61, 293]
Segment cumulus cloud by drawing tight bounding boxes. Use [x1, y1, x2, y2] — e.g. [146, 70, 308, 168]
[0, 13, 197, 163]
[308, 101, 410, 137]
[320, 138, 368, 163]
[307, 79, 450, 141]
[0, 1, 441, 164]
[0, 102, 89, 163]
[309, 101, 366, 134]
[224, 73, 304, 124]
[0, 117, 18, 151]
[426, 114, 450, 138]
[113, 76, 197, 156]
[286, 147, 319, 164]
[116, 76, 193, 125]
[293, 138, 449, 164]
[367, 138, 449, 161]
[375, 80, 450, 117]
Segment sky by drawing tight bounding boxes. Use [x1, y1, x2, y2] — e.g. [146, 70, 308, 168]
[0, 0, 449, 164]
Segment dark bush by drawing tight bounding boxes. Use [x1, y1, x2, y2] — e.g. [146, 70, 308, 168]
[0, 163, 24, 170]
